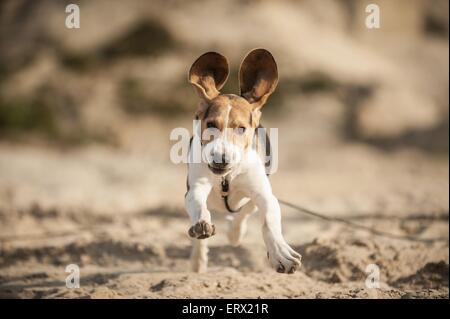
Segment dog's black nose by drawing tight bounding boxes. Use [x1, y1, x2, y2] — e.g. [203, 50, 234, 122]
[211, 152, 229, 169]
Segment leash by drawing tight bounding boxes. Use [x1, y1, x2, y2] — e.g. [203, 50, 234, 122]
[195, 128, 446, 243]
[221, 175, 241, 213]
[221, 178, 446, 242]
[277, 199, 448, 243]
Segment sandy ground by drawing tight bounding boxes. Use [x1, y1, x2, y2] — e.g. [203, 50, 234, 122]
[0, 114, 448, 299]
[0, 0, 448, 299]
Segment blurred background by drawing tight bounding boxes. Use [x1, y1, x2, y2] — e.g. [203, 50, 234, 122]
[0, 0, 448, 298]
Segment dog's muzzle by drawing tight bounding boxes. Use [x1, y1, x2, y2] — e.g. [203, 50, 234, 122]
[203, 138, 241, 175]
[208, 152, 231, 175]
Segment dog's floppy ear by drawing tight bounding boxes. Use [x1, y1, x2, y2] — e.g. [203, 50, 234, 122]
[239, 49, 278, 109]
[189, 52, 229, 101]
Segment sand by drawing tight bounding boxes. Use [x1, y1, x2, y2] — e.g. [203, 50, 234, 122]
[0, 131, 448, 298]
[0, 0, 448, 300]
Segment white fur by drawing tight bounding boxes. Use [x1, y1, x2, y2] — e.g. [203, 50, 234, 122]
[185, 136, 301, 273]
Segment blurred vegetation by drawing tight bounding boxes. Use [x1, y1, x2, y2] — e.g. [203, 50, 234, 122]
[62, 20, 177, 71]
[0, 98, 57, 137]
[0, 64, 7, 83]
[0, 0, 447, 153]
[424, 2, 449, 37]
[0, 97, 116, 146]
[119, 78, 193, 118]
[263, 72, 340, 118]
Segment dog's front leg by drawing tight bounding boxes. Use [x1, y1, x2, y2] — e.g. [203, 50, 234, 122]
[255, 192, 302, 274]
[185, 180, 215, 239]
[185, 180, 215, 273]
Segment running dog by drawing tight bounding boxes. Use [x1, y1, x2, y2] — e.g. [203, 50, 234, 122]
[185, 48, 302, 274]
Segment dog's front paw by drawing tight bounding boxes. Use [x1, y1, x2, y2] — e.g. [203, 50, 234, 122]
[267, 240, 302, 274]
[188, 220, 216, 239]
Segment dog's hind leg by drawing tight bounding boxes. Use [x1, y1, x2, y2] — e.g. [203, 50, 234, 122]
[227, 202, 257, 246]
[191, 238, 209, 273]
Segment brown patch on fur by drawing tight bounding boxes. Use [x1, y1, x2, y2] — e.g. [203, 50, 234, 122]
[239, 49, 278, 109]
[189, 52, 229, 103]
[200, 95, 256, 150]
[188, 49, 278, 152]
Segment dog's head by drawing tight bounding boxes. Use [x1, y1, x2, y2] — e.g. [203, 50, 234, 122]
[189, 49, 278, 175]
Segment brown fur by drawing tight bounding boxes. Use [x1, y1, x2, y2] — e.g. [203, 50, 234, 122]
[199, 95, 255, 149]
[189, 49, 278, 152]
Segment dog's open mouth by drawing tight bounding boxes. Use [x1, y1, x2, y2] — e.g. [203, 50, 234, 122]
[208, 164, 230, 175]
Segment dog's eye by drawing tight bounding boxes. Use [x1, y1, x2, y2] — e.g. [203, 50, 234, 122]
[236, 127, 246, 135]
[206, 122, 216, 129]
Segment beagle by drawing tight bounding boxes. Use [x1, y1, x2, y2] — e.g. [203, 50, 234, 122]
[185, 49, 302, 274]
